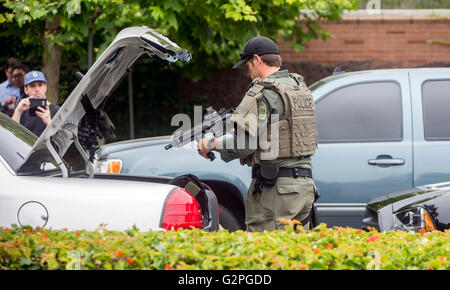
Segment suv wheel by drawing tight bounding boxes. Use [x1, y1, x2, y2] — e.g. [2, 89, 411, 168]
[219, 204, 242, 231]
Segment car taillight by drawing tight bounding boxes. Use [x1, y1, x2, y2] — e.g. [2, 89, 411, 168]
[160, 187, 203, 230]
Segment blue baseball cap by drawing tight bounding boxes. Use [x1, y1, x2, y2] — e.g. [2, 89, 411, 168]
[25, 71, 47, 86]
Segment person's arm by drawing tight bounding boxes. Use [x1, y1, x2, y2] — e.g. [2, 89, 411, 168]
[11, 98, 30, 124]
[197, 137, 222, 160]
[198, 131, 256, 163]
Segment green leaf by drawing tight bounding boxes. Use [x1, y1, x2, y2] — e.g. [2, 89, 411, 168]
[166, 12, 178, 30]
[150, 6, 165, 21]
[19, 257, 32, 267]
[30, 8, 47, 20]
[164, 0, 183, 13]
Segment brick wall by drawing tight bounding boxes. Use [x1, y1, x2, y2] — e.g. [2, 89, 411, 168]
[279, 12, 450, 68]
[178, 11, 450, 108]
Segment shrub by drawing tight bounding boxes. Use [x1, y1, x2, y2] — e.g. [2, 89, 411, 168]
[0, 223, 448, 270]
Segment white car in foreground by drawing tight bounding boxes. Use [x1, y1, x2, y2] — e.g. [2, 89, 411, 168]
[0, 26, 219, 232]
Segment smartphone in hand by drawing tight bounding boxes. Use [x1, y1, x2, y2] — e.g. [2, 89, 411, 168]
[29, 98, 47, 117]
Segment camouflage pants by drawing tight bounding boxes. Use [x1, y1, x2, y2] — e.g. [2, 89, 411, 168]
[245, 176, 316, 232]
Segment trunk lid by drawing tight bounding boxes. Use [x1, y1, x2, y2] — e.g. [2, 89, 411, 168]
[16, 26, 191, 176]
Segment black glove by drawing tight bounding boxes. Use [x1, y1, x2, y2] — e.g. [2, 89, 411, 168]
[97, 110, 116, 143]
[78, 113, 100, 161]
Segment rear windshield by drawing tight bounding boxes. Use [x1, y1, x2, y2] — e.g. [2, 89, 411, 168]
[0, 113, 36, 171]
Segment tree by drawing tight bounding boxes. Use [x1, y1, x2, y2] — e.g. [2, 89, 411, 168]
[1, 0, 117, 103]
[0, 0, 361, 103]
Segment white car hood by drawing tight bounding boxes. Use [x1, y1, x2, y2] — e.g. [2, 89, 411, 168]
[17, 26, 191, 175]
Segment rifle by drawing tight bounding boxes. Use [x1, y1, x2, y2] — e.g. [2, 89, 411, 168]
[165, 106, 235, 161]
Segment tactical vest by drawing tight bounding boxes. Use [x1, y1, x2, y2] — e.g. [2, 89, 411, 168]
[231, 73, 317, 167]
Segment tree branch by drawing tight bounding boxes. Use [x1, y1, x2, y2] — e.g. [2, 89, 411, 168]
[28, 23, 44, 42]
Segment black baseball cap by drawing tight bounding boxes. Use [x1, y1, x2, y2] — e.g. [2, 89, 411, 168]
[232, 36, 279, 69]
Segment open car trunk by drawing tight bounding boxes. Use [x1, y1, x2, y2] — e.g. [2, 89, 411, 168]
[9, 26, 219, 232]
[16, 26, 192, 178]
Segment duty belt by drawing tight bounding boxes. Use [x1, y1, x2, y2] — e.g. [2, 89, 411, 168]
[252, 167, 312, 179]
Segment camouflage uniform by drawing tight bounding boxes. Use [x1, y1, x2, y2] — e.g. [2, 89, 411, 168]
[218, 69, 318, 232]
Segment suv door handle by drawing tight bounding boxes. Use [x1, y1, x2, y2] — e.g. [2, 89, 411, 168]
[368, 155, 405, 166]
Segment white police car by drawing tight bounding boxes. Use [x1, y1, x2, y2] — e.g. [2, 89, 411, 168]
[0, 27, 218, 232]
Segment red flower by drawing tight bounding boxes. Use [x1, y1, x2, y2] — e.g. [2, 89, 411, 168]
[127, 258, 135, 266]
[367, 235, 380, 242]
[165, 264, 174, 270]
[326, 243, 334, 249]
[42, 233, 48, 239]
[24, 229, 31, 233]
[75, 230, 81, 235]
[115, 249, 123, 257]
[313, 248, 320, 254]
[2, 227, 10, 231]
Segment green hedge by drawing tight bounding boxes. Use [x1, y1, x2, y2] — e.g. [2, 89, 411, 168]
[1, 223, 449, 270]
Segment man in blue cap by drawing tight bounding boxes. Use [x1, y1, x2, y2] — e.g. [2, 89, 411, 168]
[12, 70, 60, 137]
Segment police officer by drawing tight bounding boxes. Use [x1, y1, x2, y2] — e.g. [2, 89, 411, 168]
[198, 36, 318, 232]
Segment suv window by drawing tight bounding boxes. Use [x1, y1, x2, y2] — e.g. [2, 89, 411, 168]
[316, 81, 402, 143]
[422, 80, 450, 141]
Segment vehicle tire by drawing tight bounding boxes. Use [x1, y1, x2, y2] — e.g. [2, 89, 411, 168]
[219, 204, 242, 232]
